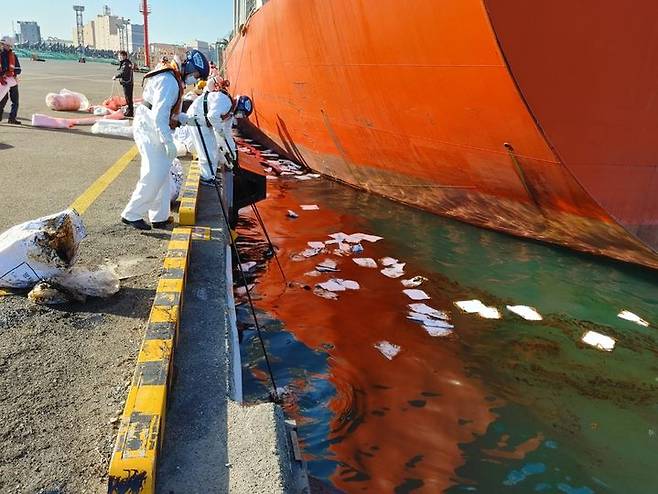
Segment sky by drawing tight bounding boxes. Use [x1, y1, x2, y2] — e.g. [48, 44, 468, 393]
[2, 0, 234, 44]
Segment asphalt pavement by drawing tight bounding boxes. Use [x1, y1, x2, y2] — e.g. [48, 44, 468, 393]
[0, 59, 170, 493]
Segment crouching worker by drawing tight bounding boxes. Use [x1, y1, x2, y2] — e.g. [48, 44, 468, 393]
[185, 76, 236, 186]
[121, 49, 210, 230]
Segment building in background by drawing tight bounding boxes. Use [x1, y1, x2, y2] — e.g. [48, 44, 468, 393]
[78, 20, 96, 48]
[127, 23, 145, 54]
[17, 21, 42, 44]
[233, 0, 268, 32]
[91, 9, 121, 51]
[186, 40, 211, 60]
[149, 43, 186, 62]
[73, 6, 143, 53]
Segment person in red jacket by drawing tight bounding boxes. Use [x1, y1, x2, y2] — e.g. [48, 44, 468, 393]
[0, 36, 21, 125]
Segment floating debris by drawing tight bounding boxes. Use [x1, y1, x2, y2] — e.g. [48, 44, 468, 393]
[240, 261, 258, 272]
[300, 204, 320, 211]
[455, 299, 501, 319]
[479, 306, 501, 319]
[352, 258, 378, 268]
[307, 241, 326, 249]
[455, 299, 486, 313]
[327, 232, 349, 243]
[381, 263, 406, 279]
[351, 244, 364, 253]
[294, 175, 313, 181]
[423, 325, 453, 337]
[266, 175, 279, 180]
[403, 289, 430, 301]
[582, 330, 616, 352]
[506, 305, 543, 321]
[300, 247, 322, 258]
[421, 317, 454, 329]
[316, 259, 340, 272]
[351, 233, 383, 243]
[401, 276, 427, 288]
[374, 341, 401, 360]
[304, 270, 323, 277]
[380, 257, 399, 267]
[408, 303, 449, 320]
[618, 310, 649, 327]
[317, 278, 360, 292]
[313, 287, 339, 300]
[287, 210, 299, 218]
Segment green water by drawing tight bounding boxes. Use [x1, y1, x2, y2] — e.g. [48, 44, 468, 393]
[241, 177, 658, 493]
[352, 184, 658, 492]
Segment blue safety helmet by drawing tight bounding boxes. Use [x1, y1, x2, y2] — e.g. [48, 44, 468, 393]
[182, 49, 210, 80]
[235, 95, 253, 118]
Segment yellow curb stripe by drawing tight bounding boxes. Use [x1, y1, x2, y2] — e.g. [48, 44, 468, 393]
[70, 146, 139, 215]
[178, 162, 201, 226]
[162, 257, 186, 269]
[108, 226, 192, 494]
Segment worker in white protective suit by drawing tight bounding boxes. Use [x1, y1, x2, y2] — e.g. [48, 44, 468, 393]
[185, 76, 236, 185]
[121, 49, 210, 230]
[186, 78, 253, 228]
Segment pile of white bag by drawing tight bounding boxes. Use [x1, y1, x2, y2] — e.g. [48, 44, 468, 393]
[0, 210, 120, 303]
[91, 119, 133, 138]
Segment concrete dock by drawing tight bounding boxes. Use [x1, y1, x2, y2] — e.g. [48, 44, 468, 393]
[0, 59, 296, 493]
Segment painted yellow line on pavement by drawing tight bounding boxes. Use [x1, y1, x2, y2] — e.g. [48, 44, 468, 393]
[69, 145, 138, 215]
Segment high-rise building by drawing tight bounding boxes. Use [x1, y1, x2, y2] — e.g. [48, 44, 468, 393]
[77, 7, 145, 53]
[92, 11, 121, 51]
[127, 24, 145, 54]
[17, 21, 41, 44]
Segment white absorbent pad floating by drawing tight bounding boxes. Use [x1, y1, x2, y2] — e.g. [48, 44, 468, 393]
[506, 305, 543, 321]
[617, 310, 649, 327]
[581, 331, 616, 352]
[374, 341, 401, 360]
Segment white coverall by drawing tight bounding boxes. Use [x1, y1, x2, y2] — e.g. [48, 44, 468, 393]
[186, 91, 234, 180]
[122, 71, 180, 223]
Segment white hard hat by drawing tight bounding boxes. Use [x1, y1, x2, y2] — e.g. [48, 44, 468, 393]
[1, 36, 14, 46]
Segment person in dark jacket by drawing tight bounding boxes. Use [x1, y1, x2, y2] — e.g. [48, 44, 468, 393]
[113, 50, 134, 117]
[0, 36, 22, 124]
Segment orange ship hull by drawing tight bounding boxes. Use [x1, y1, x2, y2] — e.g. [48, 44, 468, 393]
[226, 0, 658, 269]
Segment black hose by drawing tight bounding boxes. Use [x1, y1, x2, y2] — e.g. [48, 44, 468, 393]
[194, 120, 280, 403]
[250, 203, 287, 283]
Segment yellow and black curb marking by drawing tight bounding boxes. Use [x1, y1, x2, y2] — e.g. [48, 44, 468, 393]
[178, 162, 201, 226]
[107, 227, 192, 494]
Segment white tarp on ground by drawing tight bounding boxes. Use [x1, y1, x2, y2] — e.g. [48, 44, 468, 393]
[0, 210, 120, 301]
[91, 119, 133, 138]
[0, 210, 86, 288]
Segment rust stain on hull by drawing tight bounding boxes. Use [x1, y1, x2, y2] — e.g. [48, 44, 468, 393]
[227, 0, 658, 269]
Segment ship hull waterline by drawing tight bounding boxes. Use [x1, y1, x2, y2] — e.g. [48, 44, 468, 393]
[226, 0, 658, 270]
